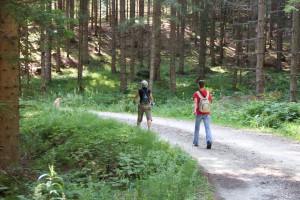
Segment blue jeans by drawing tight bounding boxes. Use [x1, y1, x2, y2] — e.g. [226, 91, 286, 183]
[193, 115, 213, 145]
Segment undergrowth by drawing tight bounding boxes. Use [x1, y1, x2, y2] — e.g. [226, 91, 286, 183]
[2, 105, 211, 199]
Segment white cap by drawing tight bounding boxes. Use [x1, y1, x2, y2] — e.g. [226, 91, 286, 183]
[141, 80, 148, 87]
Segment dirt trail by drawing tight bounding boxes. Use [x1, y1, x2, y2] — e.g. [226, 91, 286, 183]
[90, 111, 300, 200]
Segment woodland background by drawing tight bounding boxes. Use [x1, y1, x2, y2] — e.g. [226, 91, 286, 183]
[0, 0, 300, 199]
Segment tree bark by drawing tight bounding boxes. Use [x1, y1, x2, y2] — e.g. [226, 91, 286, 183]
[94, 0, 98, 36]
[56, 0, 63, 73]
[198, 0, 208, 79]
[275, 0, 285, 71]
[45, 1, 52, 82]
[78, 0, 85, 92]
[247, 0, 257, 69]
[138, 0, 145, 68]
[24, 21, 30, 87]
[268, 0, 276, 49]
[178, 0, 187, 74]
[120, 0, 127, 92]
[218, 1, 227, 64]
[170, 3, 176, 94]
[233, 9, 242, 89]
[111, 0, 117, 73]
[147, 0, 151, 69]
[256, 0, 265, 97]
[40, 13, 46, 97]
[153, 0, 161, 81]
[98, 0, 102, 55]
[129, 0, 136, 81]
[0, 6, 20, 168]
[290, 2, 299, 102]
[209, 6, 216, 66]
[83, 0, 90, 64]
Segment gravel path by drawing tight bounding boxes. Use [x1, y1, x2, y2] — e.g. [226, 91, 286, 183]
[90, 111, 300, 200]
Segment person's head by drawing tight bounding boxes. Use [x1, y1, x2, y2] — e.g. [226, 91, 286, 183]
[141, 80, 148, 88]
[198, 80, 205, 88]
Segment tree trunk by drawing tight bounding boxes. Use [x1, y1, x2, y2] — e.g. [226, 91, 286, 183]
[233, 9, 242, 89]
[106, 0, 110, 22]
[120, 0, 127, 92]
[178, 0, 187, 74]
[94, 0, 98, 36]
[198, 0, 208, 79]
[149, 1, 155, 89]
[111, 0, 117, 73]
[290, 2, 299, 102]
[209, 7, 216, 66]
[218, 1, 227, 64]
[83, 0, 90, 64]
[192, 0, 199, 46]
[98, 0, 102, 55]
[115, 0, 118, 25]
[66, 0, 70, 57]
[138, 0, 145, 68]
[129, 0, 136, 81]
[0, 6, 20, 168]
[153, 0, 161, 81]
[91, 0, 94, 29]
[147, 0, 151, 69]
[45, 1, 52, 82]
[170, 4, 176, 94]
[247, 0, 257, 69]
[40, 21, 46, 97]
[24, 21, 30, 87]
[56, 0, 63, 73]
[78, 0, 85, 92]
[70, 0, 75, 31]
[256, 0, 265, 97]
[268, 0, 276, 49]
[275, 0, 285, 71]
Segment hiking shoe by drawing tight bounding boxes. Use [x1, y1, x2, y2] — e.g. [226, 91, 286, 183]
[194, 143, 199, 146]
[206, 141, 212, 149]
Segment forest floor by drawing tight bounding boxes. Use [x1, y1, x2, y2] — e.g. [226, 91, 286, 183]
[90, 111, 300, 200]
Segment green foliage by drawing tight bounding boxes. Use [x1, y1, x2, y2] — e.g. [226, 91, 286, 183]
[33, 165, 66, 200]
[213, 98, 300, 132]
[16, 106, 207, 199]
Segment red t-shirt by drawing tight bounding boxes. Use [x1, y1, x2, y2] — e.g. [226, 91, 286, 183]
[193, 90, 212, 115]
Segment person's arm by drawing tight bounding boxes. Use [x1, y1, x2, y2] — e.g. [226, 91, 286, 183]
[133, 91, 139, 103]
[150, 92, 154, 102]
[193, 97, 198, 115]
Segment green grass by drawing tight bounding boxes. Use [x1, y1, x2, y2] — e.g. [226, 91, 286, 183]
[16, 106, 211, 199]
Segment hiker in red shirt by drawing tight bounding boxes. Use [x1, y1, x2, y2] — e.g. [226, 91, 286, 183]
[193, 80, 213, 149]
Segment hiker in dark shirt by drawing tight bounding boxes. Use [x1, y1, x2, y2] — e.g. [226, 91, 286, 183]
[133, 80, 154, 130]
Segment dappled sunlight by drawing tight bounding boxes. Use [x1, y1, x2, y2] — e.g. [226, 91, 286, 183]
[56, 68, 78, 78]
[177, 82, 189, 87]
[86, 73, 117, 89]
[210, 66, 229, 73]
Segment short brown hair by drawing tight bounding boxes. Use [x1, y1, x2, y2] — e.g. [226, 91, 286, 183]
[198, 80, 205, 88]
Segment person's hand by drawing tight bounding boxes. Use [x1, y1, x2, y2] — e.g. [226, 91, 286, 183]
[193, 109, 197, 115]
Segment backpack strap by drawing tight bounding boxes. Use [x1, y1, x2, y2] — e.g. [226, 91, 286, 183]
[197, 91, 203, 99]
[197, 91, 208, 99]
